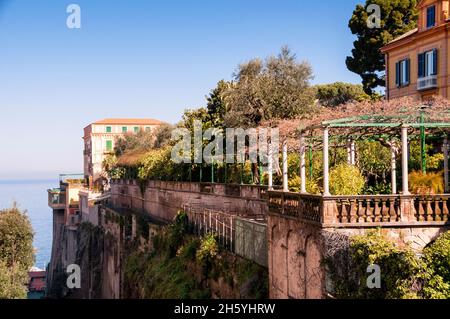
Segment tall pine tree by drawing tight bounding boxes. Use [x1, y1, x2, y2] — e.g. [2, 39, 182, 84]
[346, 0, 418, 95]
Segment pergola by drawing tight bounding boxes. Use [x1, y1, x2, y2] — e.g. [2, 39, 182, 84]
[267, 101, 450, 196]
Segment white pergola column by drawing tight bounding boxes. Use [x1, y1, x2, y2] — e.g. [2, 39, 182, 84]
[300, 136, 307, 194]
[268, 142, 273, 190]
[323, 127, 330, 196]
[444, 137, 449, 193]
[351, 140, 356, 165]
[391, 145, 397, 194]
[282, 142, 288, 192]
[347, 140, 352, 165]
[401, 126, 410, 195]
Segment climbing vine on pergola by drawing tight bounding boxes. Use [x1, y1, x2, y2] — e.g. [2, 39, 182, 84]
[266, 96, 450, 195]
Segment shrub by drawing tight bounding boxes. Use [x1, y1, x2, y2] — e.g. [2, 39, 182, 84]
[329, 164, 365, 195]
[288, 175, 321, 194]
[421, 232, 450, 298]
[409, 171, 444, 195]
[196, 233, 219, 264]
[327, 231, 422, 299]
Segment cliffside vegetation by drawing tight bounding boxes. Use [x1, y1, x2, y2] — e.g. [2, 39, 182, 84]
[0, 205, 34, 299]
[326, 230, 450, 299]
[123, 212, 268, 299]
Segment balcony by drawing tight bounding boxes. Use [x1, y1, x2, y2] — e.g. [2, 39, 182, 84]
[48, 189, 66, 210]
[417, 75, 437, 91]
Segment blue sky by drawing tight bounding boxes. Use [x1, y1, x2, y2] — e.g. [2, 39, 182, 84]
[0, 0, 362, 179]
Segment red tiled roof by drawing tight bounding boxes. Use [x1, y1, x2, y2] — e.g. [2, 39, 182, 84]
[93, 118, 164, 125]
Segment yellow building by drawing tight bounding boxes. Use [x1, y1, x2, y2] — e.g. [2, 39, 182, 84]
[382, 0, 450, 100]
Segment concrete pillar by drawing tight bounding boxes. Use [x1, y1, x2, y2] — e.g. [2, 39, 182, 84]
[268, 142, 273, 190]
[401, 126, 410, 195]
[323, 127, 330, 196]
[444, 137, 449, 193]
[282, 142, 288, 192]
[391, 145, 397, 195]
[300, 136, 307, 194]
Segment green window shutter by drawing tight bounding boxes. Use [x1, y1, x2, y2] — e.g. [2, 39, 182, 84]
[106, 126, 112, 133]
[433, 49, 438, 75]
[405, 59, 410, 84]
[122, 127, 127, 133]
[134, 127, 139, 133]
[395, 62, 400, 87]
[418, 53, 425, 78]
[106, 140, 113, 151]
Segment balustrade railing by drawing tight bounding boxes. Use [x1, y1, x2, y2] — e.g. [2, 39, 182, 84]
[414, 195, 450, 222]
[269, 191, 450, 226]
[333, 195, 401, 223]
[268, 191, 323, 223]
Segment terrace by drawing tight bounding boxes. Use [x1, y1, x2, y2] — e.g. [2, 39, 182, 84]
[268, 100, 450, 228]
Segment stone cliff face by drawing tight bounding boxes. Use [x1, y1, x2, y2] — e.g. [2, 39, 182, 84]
[46, 204, 269, 299]
[46, 208, 123, 299]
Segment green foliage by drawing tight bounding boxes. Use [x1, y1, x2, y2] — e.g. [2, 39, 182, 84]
[328, 230, 450, 299]
[346, 0, 418, 94]
[196, 233, 219, 265]
[328, 231, 422, 299]
[350, 231, 422, 298]
[124, 216, 268, 299]
[124, 251, 210, 299]
[224, 46, 316, 128]
[409, 171, 444, 195]
[329, 164, 365, 195]
[421, 232, 450, 298]
[102, 154, 126, 180]
[315, 82, 371, 107]
[288, 175, 321, 194]
[357, 141, 391, 180]
[0, 260, 29, 299]
[206, 80, 231, 128]
[0, 205, 34, 299]
[363, 182, 392, 195]
[409, 141, 444, 172]
[137, 146, 180, 181]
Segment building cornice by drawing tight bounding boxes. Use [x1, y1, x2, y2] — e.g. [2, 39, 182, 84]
[382, 23, 449, 53]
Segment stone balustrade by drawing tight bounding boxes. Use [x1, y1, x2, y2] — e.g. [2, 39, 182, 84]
[268, 191, 450, 226]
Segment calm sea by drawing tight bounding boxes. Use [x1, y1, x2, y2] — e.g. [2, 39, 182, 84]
[0, 179, 57, 269]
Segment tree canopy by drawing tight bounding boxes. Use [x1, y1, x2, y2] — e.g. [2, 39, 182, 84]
[315, 82, 372, 107]
[346, 0, 418, 95]
[0, 205, 34, 299]
[224, 46, 316, 128]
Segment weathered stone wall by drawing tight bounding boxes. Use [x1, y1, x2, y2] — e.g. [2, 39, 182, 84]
[268, 214, 325, 299]
[110, 180, 269, 221]
[267, 211, 450, 299]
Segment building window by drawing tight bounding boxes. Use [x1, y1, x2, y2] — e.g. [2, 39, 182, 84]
[134, 127, 140, 133]
[106, 140, 113, 152]
[395, 58, 410, 87]
[427, 6, 436, 28]
[418, 49, 438, 78]
[122, 126, 128, 133]
[106, 126, 112, 133]
[145, 127, 151, 132]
